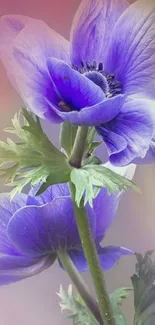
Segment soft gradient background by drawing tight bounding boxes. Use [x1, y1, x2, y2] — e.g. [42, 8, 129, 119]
[0, 0, 155, 324]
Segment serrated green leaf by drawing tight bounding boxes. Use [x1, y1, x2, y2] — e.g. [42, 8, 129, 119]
[131, 251, 155, 325]
[85, 165, 138, 193]
[9, 179, 30, 198]
[110, 288, 132, 325]
[0, 109, 71, 195]
[36, 170, 70, 196]
[70, 168, 94, 207]
[0, 163, 19, 182]
[57, 285, 99, 325]
[60, 121, 78, 157]
[70, 164, 138, 207]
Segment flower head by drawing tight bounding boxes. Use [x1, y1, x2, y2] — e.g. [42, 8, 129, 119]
[1, 1, 155, 165]
[0, 164, 135, 286]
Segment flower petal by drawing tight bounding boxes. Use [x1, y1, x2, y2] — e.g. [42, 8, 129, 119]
[0, 15, 36, 88]
[8, 198, 95, 257]
[97, 97, 155, 166]
[13, 47, 62, 122]
[27, 183, 70, 206]
[97, 245, 134, 270]
[5, 20, 70, 122]
[96, 127, 127, 155]
[0, 15, 36, 54]
[12, 20, 70, 65]
[68, 250, 88, 272]
[70, 0, 129, 66]
[93, 188, 119, 243]
[47, 85, 125, 126]
[63, 246, 134, 273]
[134, 137, 155, 164]
[0, 193, 27, 255]
[106, 0, 155, 99]
[47, 58, 105, 110]
[0, 255, 54, 286]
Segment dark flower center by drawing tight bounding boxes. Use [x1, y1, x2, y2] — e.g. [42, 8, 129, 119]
[72, 61, 122, 98]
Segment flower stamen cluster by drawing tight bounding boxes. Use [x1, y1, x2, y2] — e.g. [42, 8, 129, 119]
[73, 60, 122, 98]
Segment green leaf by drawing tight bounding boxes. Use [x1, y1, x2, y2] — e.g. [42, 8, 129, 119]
[83, 155, 102, 166]
[110, 287, 132, 325]
[0, 163, 19, 182]
[70, 164, 138, 207]
[85, 127, 102, 156]
[70, 168, 94, 207]
[57, 285, 99, 325]
[131, 251, 155, 325]
[85, 127, 96, 148]
[36, 170, 70, 196]
[0, 109, 71, 197]
[60, 121, 78, 157]
[88, 141, 103, 155]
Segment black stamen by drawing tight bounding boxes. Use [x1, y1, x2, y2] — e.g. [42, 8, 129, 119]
[109, 73, 115, 78]
[72, 64, 78, 71]
[72, 60, 121, 98]
[81, 60, 85, 68]
[107, 74, 115, 81]
[98, 62, 103, 71]
[86, 61, 91, 70]
[92, 61, 97, 69]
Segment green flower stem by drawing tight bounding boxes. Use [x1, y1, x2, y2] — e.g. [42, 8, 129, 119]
[57, 250, 103, 324]
[69, 126, 116, 325]
[69, 125, 88, 168]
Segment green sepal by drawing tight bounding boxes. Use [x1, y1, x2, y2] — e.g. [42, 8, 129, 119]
[82, 155, 102, 166]
[60, 121, 78, 157]
[85, 127, 102, 156]
[86, 127, 96, 146]
[88, 141, 103, 155]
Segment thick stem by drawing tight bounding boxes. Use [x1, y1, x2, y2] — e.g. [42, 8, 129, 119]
[69, 125, 88, 168]
[57, 250, 103, 324]
[69, 126, 116, 325]
[69, 183, 116, 325]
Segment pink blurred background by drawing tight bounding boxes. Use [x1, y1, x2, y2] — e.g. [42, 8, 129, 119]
[0, 0, 155, 324]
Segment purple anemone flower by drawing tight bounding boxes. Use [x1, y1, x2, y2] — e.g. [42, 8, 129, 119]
[1, 0, 155, 165]
[0, 164, 135, 286]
